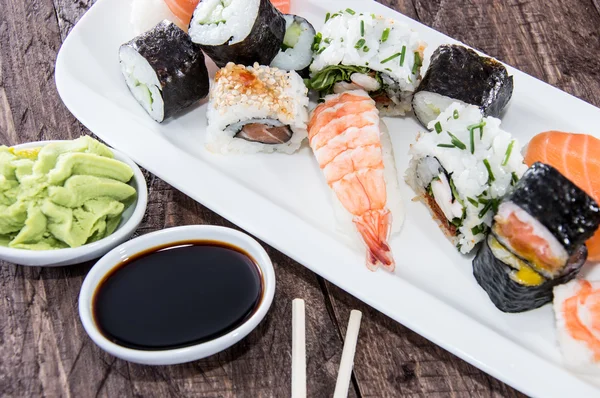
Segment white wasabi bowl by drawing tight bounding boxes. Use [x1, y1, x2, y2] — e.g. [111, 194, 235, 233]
[0, 140, 148, 267]
[78, 225, 276, 365]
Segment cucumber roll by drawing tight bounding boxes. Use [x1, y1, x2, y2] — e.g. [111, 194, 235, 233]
[188, 0, 286, 68]
[307, 10, 427, 116]
[205, 63, 309, 154]
[473, 162, 600, 312]
[119, 20, 209, 123]
[270, 15, 316, 77]
[405, 103, 527, 253]
[413, 45, 513, 127]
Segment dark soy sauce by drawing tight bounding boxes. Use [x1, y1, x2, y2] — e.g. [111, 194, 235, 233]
[93, 240, 263, 350]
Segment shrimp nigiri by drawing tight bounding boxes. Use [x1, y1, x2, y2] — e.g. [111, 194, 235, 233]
[554, 279, 600, 374]
[308, 90, 396, 271]
[524, 131, 600, 261]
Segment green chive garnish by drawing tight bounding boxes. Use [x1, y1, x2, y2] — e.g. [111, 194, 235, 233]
[346, 8, 356, 15]
[384, 67, 392, 72]
[381, 28, 390, 42]
[399, 45, 406, 66]
[312, 33, 322, 51]
[511, 172, 519, 186]
[478, 200, 493, 219]
[447, 131, 466, 150]
[502, 140, 515, 166]
[363, 46, 370, 52]
[324, 38, 331, 44]
[412, 52, 422, 74]
[467, 197, 479, 207]
[354, 39, 366, 49]
[467, 121, 486, 140]
[453, 109, 459, 119]
[381, 52, 401, 63]
[470, 127, 475, 154]
[317, 47, 326, 54]
[360, 20, 365, 36]
[325, 12, 331, 22]
[434, 121, 442, 134]
[471, 224, 486, 235]
[483, 159, 495, 182]
[449, 178, 464, 206]
[437, 144, 455, 148]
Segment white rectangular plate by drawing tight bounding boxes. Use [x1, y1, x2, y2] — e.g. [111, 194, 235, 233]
[55, 0, 600, 395]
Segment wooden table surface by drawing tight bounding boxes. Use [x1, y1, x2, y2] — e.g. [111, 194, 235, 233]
[1, 0, 599, 396]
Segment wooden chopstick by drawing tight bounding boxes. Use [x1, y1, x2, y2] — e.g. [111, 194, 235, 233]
[333, 310, 363, 398]
[291, 298, 306, 398]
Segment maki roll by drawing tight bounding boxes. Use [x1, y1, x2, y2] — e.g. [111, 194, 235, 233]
[405, 103, 527, 253]
[188, 0, 286, 68]
[270, 15, 316, 77]
[205, 63, 309, 154]
[119, 20, 209, 122]
[307, 10, 427, 116]
[413, 45, 513, 127]
[473, 162, 600, 313]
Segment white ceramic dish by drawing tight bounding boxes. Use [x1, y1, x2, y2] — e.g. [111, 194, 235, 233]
[0, 140, 148, 267]
[78, 225, 275, 365]
[55, 0, 600, 395]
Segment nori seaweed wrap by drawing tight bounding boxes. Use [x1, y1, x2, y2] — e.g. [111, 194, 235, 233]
[473, 235, 587, 313]
[188, 0, 285, 68]
[119, 20, 209, 122]
[412, 44, 514, 127]
[473, 162, 600, 312]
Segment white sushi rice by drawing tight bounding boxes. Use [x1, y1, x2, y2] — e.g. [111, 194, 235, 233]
[206, 63, 309, 154]
[554, 279, 600, 375]
[189, 0, 259, 45]
[406, 102, 528, 253]
[119, 45, 164, 122]
[310, 10, 426, 115]
[331, 121, 405, 248]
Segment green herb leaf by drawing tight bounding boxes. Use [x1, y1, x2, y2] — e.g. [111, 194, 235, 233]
[483, 159, 495, 183]
[312, 33, 322, 51]
[381, 28, 390, 42]
[437, 144, 455, 148]
[478, 200, 494, 219]
[363, 46, 370, 52]
[447, 131, 466, 150]
[324, 38, 332, 44]
[317, 47, 326, 54]
[453, 109, 459, 119]
[412, 51, 422, 74]
[471, 224, 487, 235]
[399, 45, 406, 67]
[502, 140, 515, 166]
[449, 177, 464, 207]
[450, 217, 463, 228]
[434, 121, 442, 134]
[346, 8, 356, 15]
[467, 197, 479, 207]
[355, 38, 366, 49]
[467, 121, 487, 140]
[469, 126, 475, 154]
[325, 12, 331, 22]
[306, 65, 381, 94]
[511, 172, 519, 186]
[360, 20, 365, 36]
[381, 52, 401, 63]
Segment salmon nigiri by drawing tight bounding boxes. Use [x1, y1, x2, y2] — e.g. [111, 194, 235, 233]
[524, 131, 600, 261]
[164, 0, 199, 27]
[308, 90, 397, 271]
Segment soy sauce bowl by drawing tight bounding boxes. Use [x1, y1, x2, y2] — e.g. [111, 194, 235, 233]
[78, 225, 275, 365]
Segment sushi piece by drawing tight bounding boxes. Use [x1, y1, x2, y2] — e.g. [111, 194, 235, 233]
[270, 0, 290, 13]
[164, 0, 199, 28]
[270, 15, 316, 77]
[119, 20, 209, 123]
[308, 90, 403, 271]
[554, 279, 600, 374]
[205, 63, 309, 154]
[130, 0, 181, 35]
[405, 102, 527, 254]
[524, 131, 600, 261]
[188, 0, 286, 68]
[413, 45, 514, 127]
[307, 10, 427, 116]
[473, 162, 600, 312]
[473, 235, 587, 313]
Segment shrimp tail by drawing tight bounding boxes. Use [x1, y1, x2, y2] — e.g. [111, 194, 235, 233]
[353, 209, 395, 272]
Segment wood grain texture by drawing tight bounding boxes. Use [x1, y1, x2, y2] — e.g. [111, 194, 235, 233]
[1, 0, 599, 397]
